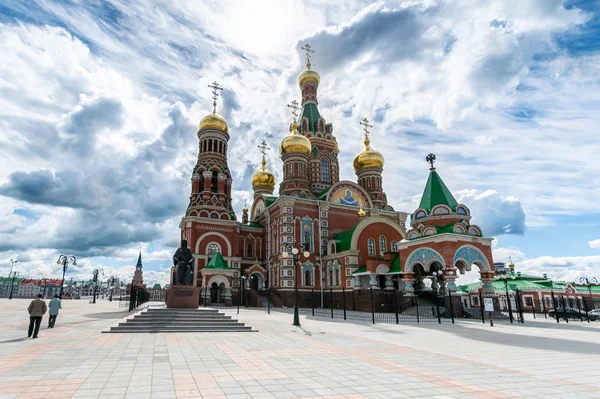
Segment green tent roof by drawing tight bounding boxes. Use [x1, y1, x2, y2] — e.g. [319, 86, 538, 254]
[136, 252, 142, 267]
[205, 252, 231, 270]
[301, 103, 321, 132]
[418, 170, 458, 212]
[334, 222, 360, 252]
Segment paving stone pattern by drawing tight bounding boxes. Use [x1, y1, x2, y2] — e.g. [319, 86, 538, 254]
[1, 299, 599, 399]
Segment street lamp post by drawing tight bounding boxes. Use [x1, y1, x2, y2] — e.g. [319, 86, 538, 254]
[109, 277, 116, 302]
[42, 278, 47, 298]
[92, 269, 104, 304]
[56, 255, 77, 299]
[495, 273, 516, 324]
[8, 259, 18, 299]
[282, 242, 310, 327]
[8, 271, 19, 300]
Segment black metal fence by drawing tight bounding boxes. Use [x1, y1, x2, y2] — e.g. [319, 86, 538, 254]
[235, 287, 600, 326]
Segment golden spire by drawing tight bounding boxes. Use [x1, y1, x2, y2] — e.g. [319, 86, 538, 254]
[242, 202, 248, 213]
[353, 117, 384, 171]
[358, 208, 366, 217]
[301, 43, 314, 70]
[199, 80, 228, 132]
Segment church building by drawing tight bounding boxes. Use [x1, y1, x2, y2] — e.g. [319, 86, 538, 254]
[178, 46, 495, 306]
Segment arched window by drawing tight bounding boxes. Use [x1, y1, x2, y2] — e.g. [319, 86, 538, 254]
[299, 163, 303, 175]
[391, 241, 397, 252]
[379, 236, 387, 253]
[207, 243, 219, 259]
[321, 158, 330, 183]
[368, 239, 375, 256]
[246, 243, 253, 258]
[304, 269, 312, 286]
[211, 171, 218, 193]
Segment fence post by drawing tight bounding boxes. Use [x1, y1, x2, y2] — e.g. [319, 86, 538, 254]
[415, 295, 420, 323]
[479, 290, 485, 323]
[268, 286, 271, 315]
[448, 290, 455, 324]
[542, 296, 547, 319]
[311, 288, 314, 316]
[342, 285, 347, 320]
[518, 289, 525, 323]
[370, 287, 375, 324]
[436, 293, 441, 324]
[561, 296, 569, 323]
[583, 297, 590, 323]
[393, 290, 399, 324]
[237, 282, 241, 315]
[577, 297, 584, 322]
[551, 290, 559, 323]
[330, 288, 334, 319]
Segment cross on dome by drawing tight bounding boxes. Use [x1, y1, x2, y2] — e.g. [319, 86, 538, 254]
[207, 81, 223, 113]
[301, 44, 314, 69]
[426, 153, 436, 170]
[258, 140, 270, 170]
[359, 117, 373, 144]
[287, 100, 301, 122]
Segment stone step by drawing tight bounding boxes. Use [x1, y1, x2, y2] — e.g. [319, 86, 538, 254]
[134, 315, 232, 320]
[122, 320, 240, 325]
[145, 309, 219, 313]
[107, 326, 254, 333]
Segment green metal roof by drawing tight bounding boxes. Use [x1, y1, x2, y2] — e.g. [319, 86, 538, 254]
[205, 252, 231, 270]
[334, 222, 360, 252]
[136, 252, 142, 267]
[389, 255, 401, 273]
[264, 195, 278, 208]
[301, 103, 321, 132]
[458, 278, 553, 293]
[418, 170, 458, 212]
[247, 222, 263, 228]
[352, 266, 367, 275]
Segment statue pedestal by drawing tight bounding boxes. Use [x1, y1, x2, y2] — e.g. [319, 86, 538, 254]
[166, 285, 199, 308]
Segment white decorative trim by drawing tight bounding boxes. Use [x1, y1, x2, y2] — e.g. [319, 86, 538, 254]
[350, 215, 406, 250]
[431, 205, 451, 215]
[195, 231, 232, 256]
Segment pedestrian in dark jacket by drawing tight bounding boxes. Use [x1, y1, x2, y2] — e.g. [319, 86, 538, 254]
[27, 294, 47, 338]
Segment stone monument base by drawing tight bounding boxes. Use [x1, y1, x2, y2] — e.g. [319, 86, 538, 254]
[166, 285, 200, 308]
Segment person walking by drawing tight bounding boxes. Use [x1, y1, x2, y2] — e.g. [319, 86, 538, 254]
[48, 295, 62, 328]
[27, 294, 47, 339]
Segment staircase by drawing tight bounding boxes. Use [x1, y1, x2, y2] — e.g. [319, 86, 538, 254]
[105, 308, 255, 333]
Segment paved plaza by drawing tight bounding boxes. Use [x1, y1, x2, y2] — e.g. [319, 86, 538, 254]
[1, 299, 599, 399]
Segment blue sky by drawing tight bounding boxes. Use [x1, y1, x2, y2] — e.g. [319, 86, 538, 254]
[0, 0, 599, 285]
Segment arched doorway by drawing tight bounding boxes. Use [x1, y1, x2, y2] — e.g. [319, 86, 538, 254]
[413, 264, 426, 292]
[210, 282, 225, 304]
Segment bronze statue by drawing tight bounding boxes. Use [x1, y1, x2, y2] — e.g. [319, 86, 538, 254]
[173, 239, 194, 285]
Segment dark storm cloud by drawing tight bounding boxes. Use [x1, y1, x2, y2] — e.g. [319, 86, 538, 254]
[298, 5, 442, 72]
[0, 102, 195, 255]
[62, 98, 125, 155]
[0, 170, 90, 208]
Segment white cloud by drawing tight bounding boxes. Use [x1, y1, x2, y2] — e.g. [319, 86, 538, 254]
[589, 239, 600, 249]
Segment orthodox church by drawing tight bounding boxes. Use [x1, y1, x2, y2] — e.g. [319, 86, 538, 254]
[178, 46, 495, 306]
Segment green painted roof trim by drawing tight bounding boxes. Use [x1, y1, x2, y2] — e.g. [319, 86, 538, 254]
[205, 252, 231, 270]
[418, 170, 458, 213]
[317, 186, 331, 201]
[390, 255, 401, 273]
[352, 266, 367, 275]
[301, 103, 321, 132]
[334, 222, 360, 252]
[247, 222, 263, 228]
[264, 195, 278, 208]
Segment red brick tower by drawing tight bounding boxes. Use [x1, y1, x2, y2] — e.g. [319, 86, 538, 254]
[297, 44, 340, 195]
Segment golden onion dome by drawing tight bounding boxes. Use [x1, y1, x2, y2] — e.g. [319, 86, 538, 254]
[251, 159, 276, 189]
[242, 204, 248, 213]
[199, 111, 228, 133]
[298, 68, 320, 88]
[280, 120, 311, 155]
[353, 137, 384, 171]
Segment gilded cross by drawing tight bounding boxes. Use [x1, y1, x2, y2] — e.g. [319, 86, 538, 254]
[359, 117, 373, 142]
[287, 100, 301, 121]
[301, 44, 314, 69]
[426, 153, 436, 169]
[258, 141, 270, 166]
[207, 81, 223, 113]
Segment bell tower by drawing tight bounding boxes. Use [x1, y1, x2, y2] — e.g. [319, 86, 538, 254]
[296, 44, 340, 195]
[186, 81, 236, 220]
[354, 118, 390, 209]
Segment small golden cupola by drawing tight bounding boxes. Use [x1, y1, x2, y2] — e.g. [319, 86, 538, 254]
[280, 118, 311, 155]
[252, 141, 276, 191]
[199, 81, 228, 133]
[353, 118, 384, 171]
[298, 43, 320, 89]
